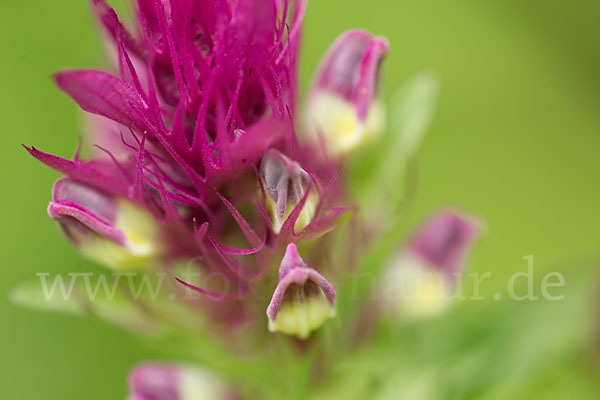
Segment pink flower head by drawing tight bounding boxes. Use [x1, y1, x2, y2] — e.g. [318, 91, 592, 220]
[26, 0, 385, 337]
[51, 0, 307, 194]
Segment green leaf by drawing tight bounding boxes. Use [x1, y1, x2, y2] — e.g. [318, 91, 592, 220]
[390, 71, 439, 158]
[10, 279, 85, 316]
[10, 275, 161, 334]
[349, 71, 439, 201]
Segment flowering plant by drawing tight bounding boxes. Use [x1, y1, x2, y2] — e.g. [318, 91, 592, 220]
[14, 0, 597, 399]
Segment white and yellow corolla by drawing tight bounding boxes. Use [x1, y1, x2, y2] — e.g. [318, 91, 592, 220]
[48, 178, 159, 270]
[305, 29, 389, 157]
[259, 150, 319, 235]
[267, 244, 337, 339]
[128, 363, 231, 400]
[381, 209, 481, 319]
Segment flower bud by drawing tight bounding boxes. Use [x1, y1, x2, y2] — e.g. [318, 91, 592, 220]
[48, 178, 159, 270]
[408, 209, 481, 275]
[306, 30, 389, 156]
[259, 150, 318, 235]
[267, 244, 336, 339]
[128, 363, 229, 400]
[382, 209, 481, 318]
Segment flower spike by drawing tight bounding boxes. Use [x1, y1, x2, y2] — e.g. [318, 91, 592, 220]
[306, 29, 389, 156]
[48, 178, 159, 270]
[267, 243, 336, 339]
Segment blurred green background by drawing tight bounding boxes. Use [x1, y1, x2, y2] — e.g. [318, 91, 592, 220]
[1, 0, 599, 398]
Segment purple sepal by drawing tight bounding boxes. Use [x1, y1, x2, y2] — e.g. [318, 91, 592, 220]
[312, 29, 389, 119]
[54, 70, 158, 135]
[25, 146, 130, 197]
[408, 209, 481, 276]
[266, 244, 336, 321]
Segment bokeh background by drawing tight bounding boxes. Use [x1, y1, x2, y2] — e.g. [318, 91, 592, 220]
[1, 0, 599, 398]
